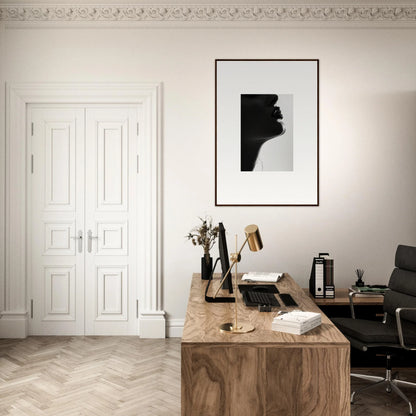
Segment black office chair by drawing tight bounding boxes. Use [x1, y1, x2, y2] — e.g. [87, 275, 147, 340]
[332, 244, 416, 415]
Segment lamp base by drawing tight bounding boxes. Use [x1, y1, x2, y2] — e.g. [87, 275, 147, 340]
[219, 322, 255, 334]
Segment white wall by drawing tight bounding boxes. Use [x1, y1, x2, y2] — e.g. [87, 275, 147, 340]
[1, 22, 416, 328]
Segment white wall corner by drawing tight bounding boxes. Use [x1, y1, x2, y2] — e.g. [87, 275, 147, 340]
[139, 310, 166, 338]
[0, 312, 28, 338]
[167, 318, 184, 338]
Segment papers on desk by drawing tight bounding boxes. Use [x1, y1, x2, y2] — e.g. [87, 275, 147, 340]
[242, 272, 283, 283]
[272, 311, 321, 335]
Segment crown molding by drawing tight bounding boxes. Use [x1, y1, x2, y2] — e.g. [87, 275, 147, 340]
[0, 4, 415, 23]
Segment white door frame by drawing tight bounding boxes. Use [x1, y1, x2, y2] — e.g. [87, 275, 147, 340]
[1, 83, 165, 338]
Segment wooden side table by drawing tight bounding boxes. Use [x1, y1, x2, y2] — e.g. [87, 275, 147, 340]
[304, 288, 384, 306]
[304, 288, 384, 318]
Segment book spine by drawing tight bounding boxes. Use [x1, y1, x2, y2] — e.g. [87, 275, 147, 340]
[314, 258, 324, 298]
[324, 258, 334, 298]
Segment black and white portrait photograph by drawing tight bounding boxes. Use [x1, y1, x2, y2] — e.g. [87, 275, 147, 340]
[215, 59, 318, 206]
[241, 93, 293, 172]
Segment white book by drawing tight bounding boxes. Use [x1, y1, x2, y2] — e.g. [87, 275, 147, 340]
[272, 322, 321, 335]
[242, 272, 283, 283]
[272, 311, 321, 335]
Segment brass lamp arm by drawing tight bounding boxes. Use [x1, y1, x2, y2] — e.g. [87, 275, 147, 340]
[213, 236, 249, 299]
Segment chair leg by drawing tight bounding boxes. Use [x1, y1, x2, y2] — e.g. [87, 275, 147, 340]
[351, 372, 384, 383]
[351, 379, 388, 403]
[351, 364, 415, 415]
[394, 379, 416, 390]
[390, 381, 413, 415]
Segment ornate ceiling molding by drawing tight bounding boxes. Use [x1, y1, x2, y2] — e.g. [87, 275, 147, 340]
[0, 4, 415, 22]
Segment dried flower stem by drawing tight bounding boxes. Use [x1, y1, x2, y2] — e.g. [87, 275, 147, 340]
[186, 216, 219, 263]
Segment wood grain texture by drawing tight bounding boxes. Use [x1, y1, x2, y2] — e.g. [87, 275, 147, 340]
[264, 347, 302, 415]
[181, 274, 350, 416]
[0, 337, 181, 416]
[182, 274, 350, 345]
[304, 288, 384, 306]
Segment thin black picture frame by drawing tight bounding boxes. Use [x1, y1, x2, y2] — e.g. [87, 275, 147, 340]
[215, 59, 319, 207]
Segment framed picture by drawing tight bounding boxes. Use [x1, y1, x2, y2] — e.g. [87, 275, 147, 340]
[215, 59, 319, 206]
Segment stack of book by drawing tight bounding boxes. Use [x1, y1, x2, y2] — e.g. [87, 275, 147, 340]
[272, 311, 321, 335]
[349, 285, 390, 296]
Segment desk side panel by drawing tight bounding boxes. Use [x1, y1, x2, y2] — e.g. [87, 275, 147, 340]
[182, 344, 350, 416]
[264, 346, 350, 416]
[300, 346, 350, 416]
[181, 344, 265, 416]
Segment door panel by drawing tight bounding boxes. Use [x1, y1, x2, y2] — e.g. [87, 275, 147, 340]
[44, 265, 76, 320]
[85, 108, 138, 335]
[96, 222, 128, 256]
[29, 107, 85, 335]
[44, 122, 75, 210]
[29, 105, 139, 336]
[43, 221, 76, 255]
[96, 265, 128, 320]
[97, 121, 128, 210]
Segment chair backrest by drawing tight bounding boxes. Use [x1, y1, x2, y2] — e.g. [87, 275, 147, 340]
[384, 245, 416, 324]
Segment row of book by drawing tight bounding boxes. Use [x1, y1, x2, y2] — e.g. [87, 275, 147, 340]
[309, 253, 334, 299]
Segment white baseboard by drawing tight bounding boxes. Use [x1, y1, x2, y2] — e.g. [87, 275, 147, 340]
[167, 319, 184, 338]
[0, 310, 184, 339]
[0, 312, 28, 338]
[139, 310, 166, 338]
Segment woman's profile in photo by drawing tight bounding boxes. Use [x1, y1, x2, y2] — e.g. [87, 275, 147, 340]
[241, 94, 286, 171]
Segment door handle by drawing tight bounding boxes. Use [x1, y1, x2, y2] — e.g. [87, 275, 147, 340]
[71, 230, 83, 253]
[87, 230, 98, 253]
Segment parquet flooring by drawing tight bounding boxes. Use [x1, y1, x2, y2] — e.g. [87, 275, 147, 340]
[0, 337, 180, 416]
[1, 337, 416, 415]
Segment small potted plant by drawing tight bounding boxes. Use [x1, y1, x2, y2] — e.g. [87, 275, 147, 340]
[187, 216, 219, 280]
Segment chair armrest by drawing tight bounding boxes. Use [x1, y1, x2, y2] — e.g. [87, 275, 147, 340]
[395, 308, 416, 351]
[348, 290, 385, 319]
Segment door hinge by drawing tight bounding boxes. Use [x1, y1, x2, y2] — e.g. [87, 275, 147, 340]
[136, 300, 139, 318]
[136, 155, 139, 173]
[30, 299, 33, 319]
[31, 122, 34, 136]
[31, 155, 34, 174]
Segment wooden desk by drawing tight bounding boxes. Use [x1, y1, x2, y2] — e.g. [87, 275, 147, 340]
[181, 274, 350, 416]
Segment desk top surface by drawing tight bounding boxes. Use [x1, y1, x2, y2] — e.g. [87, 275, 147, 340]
[182, 273, 349, 346]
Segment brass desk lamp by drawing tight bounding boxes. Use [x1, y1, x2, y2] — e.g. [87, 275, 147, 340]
[213, 224, 263, 334]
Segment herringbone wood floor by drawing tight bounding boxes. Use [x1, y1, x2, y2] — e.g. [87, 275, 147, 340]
[0, 337, 180, 416]
[1, 337, 416, 415]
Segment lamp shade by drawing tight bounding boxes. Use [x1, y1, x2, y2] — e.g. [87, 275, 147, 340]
[244, 224, 263, 252]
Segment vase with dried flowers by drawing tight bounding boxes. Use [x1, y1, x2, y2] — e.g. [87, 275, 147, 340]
[355, 269, 365, 287]
[187, 216, 219, 280]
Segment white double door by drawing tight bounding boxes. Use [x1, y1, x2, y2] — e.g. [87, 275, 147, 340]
[28, 105, 140, 335]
